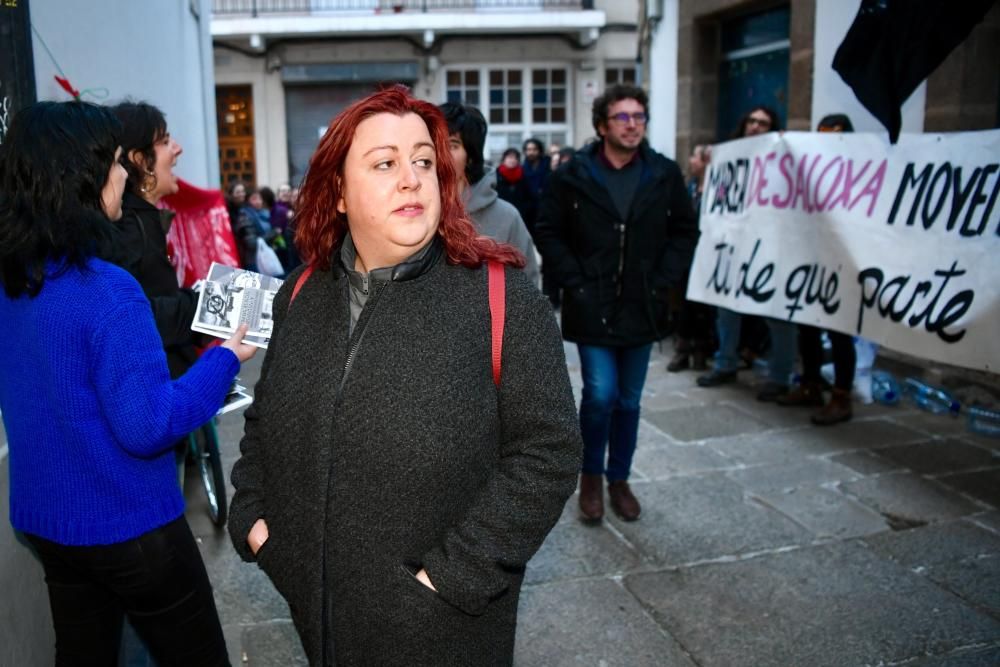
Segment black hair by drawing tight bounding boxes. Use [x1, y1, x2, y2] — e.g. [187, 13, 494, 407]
[438, 102, 487, 184]
[229, 181, 247, 199]
[558, 146, 575, 160]
[502, 148, 521, 161]
[522, 137, 546, 158]
[592, 84, 649, 135]
[817, 113, 855, 132]
[259, 186, 276, 209]
[111, 101, 168, 196]
[0, 101, 121, 297]
[735, 106, 782, 138]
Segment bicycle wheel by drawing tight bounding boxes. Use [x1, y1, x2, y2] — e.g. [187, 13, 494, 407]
[189, 421, 228, 527]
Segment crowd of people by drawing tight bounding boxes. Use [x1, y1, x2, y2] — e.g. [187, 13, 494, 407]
[0, 81, 865, 665]
[225, 181, 301, 276]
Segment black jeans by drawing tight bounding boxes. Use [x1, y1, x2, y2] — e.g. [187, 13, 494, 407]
[26, 517, 229, 667]
[799, 324, 856, 391]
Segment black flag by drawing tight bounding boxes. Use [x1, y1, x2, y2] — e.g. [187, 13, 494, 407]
[832, 0, 995, 143]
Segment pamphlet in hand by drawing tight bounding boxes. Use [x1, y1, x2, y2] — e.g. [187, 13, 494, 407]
[191, 263, 284, 349]
[218, 382, 253, 416]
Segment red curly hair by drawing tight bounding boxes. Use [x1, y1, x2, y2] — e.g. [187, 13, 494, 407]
[294, 85, 525, 271]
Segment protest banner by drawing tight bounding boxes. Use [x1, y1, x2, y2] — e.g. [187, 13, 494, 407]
[687, 130, 999, 373]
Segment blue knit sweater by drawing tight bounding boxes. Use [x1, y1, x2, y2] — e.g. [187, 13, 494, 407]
[0, 258, 239, 545]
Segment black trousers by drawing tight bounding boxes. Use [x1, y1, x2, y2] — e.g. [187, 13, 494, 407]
[26, 516, 229, 667]
[798, 324, 856, 391]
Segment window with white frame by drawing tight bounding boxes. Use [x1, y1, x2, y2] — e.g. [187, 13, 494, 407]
[445, 64, 571, 164]
[605, 65, 638, 86]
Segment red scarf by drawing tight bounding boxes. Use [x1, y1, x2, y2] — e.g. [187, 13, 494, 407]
[498, 164, 523, 183]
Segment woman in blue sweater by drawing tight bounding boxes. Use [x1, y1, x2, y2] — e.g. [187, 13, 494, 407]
[0, 101, 255, 665]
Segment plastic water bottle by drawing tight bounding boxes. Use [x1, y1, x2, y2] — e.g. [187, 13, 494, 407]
[902, 378, 960, 416]
[871, 370, 900, 405]
[967, 405, 1000, 438]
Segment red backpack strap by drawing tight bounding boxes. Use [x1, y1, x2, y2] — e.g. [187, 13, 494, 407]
[287, 265, 315, 311]
[487, 260, 506, 387]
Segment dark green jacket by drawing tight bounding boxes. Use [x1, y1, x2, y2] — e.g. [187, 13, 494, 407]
[229, 241, 582, 666]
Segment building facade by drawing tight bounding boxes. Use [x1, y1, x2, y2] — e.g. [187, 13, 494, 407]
[643, 0, 1000, 165]
[211, 0, 646, 189]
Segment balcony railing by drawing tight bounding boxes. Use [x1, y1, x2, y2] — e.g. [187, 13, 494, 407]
[213, 1, 593, 16]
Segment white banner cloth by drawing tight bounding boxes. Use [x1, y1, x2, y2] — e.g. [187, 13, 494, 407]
[687, 130, 1000, 372]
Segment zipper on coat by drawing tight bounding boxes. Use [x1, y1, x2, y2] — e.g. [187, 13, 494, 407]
[339, 281, 388, 396]
[616, 222, 627, 297]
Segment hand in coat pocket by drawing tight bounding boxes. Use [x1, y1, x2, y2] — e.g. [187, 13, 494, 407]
[248, 518, 269, 556]
[415, 568, 437, 592]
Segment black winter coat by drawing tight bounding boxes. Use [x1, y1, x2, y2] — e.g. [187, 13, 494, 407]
[534, 142, 699, 347]
[111, 191, 199, 378]
[228, 242, 582, 666]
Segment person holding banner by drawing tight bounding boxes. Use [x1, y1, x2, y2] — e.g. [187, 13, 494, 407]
[668, 143, 715, 373]
[535, 84, 698, 523]
[776, 114, 858, 425]
[696, 106, 799, 401]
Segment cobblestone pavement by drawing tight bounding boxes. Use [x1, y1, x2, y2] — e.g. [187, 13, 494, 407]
[187, 344, 1000, 666]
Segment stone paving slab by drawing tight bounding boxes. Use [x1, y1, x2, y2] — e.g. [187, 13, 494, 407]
[923, 554, 1000, 618]
[830, 449, 908, 475]
[751, 485, 889, 539]
[840, 472, 984, 525]
[724, 457, 861, 493]
[236, 621, 308, 666]
[524, 519, 644, 586]
[937, 468, 1000, 508]
[871, 439, 999, 476]
[635, 418, 677, 451]
[909, 645, 1000, 667]
[705, 419, 926, 466]
[606, 475, 812, 566]
[624, 541, 1000, 667]
[969, 510, 1000, 534]
[644, 404, 771, 443]
[862, 520, 1000, 569]
[515, 578, 696, 667]
[631, 442, 736, 480]
[891, 412, 1000, 455]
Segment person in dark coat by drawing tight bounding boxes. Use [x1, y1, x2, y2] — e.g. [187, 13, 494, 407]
[228, 86, 582, 666]
[534, 84, 698, 523]
[521, 137, 550, 232]
[495, 147, 533, 225]
[111, 101, 199, 380]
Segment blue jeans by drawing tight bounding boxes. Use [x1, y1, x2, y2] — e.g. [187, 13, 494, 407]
[578, 343, 652, 481]
[714, 308, 797, 385]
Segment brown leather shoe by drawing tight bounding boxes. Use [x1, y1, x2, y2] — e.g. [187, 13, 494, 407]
[608, 480, 641, 522]
[776, 381, 825, 407]
[578, 473, 604, 522]
[811, 388, 853, 426]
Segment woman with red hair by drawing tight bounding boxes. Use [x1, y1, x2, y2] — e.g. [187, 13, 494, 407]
[227, 86, 581, 665]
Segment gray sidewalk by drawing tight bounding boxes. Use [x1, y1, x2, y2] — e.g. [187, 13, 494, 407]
[188, 344, 1000, 666]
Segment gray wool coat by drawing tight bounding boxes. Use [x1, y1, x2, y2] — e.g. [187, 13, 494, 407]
[228, 241, 582, 666]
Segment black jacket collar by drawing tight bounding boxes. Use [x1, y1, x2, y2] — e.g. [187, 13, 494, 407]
[332, 234, 443, 282]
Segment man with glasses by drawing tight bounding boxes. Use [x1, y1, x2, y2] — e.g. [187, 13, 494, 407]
[535, 84, 698, 523]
